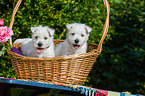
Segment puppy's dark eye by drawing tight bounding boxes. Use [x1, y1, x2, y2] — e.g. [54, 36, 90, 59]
[81, 34, 84, 37]
[35, 36, 38, 39]
[44, 37, 47, 40]
[71, 33, 75, 36]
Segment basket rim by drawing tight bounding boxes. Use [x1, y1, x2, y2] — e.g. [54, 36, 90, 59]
[7, 40, 101, 61]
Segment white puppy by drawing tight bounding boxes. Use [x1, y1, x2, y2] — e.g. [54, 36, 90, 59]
[55, 23, 92, 57]
[14, 25, 55, 58]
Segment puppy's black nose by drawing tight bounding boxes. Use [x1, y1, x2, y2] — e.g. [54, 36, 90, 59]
[38, 42, 42, 47]
[75, 39, 79, 44]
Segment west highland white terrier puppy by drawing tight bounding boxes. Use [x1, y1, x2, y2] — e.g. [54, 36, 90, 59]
[14, 25, 55, 58]
[55, 23, 92, 57]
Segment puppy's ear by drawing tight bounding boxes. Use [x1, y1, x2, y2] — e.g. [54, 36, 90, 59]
[85, 25, 92, 33]
[66, 24, 74, 29]
[31, 27, 38, 33]
[31, 25, 42, 33]
[44, 26, 55, 36]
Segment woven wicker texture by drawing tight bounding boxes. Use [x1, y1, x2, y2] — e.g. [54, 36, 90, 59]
[7, 0, 110, 85]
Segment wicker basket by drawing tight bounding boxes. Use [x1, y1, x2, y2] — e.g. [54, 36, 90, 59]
[7, 0, 110, 85]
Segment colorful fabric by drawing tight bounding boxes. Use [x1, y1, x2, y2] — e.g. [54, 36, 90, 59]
[0, 77, 142, 96]
[60, 84, 142, 96]
[68, 85, 141, 96]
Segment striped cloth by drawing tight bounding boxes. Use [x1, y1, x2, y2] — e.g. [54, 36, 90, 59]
[0, 77, 142, 96]
[69, 85, 142, 96]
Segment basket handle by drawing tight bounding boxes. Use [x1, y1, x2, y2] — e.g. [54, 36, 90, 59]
[9, 0, 110, 47]
[9, 0, 22, 45]
[96, 0, 110, 51]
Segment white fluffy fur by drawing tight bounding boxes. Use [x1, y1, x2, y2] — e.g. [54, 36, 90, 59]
[55, 23, 92, 57]
[14, 25, 55, 58]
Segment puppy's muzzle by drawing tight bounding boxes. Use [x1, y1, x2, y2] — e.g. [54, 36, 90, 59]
[36, 42, 50, 53]
[37, 42, 43, 53]
[73, 39, 80, 49]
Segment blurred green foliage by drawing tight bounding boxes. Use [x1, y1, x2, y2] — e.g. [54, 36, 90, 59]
[0, 0, 145, 94]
